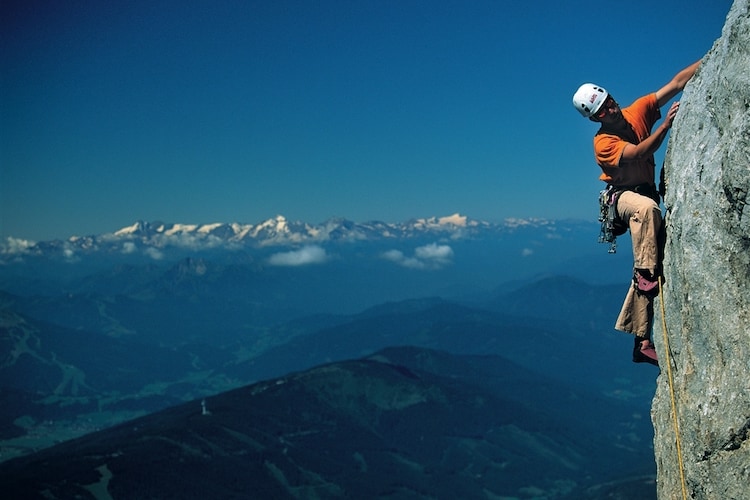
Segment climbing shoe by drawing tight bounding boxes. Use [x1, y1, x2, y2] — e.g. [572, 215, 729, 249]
[634, 269, 660, 297]
[633, 339, 658, 366]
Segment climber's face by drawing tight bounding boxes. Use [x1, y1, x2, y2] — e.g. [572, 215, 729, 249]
[594, 96, 623, 123]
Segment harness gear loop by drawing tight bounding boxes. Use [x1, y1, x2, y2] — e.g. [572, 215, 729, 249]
[598, 185, 627, 253]
[597, 183, 660, 254]
[659, 276, 688, 500]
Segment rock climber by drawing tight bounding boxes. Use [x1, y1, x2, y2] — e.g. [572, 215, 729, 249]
[572, 61, 700, 366]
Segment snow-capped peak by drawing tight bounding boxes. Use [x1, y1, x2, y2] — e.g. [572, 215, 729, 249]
[438, 213, 467, 227]
[114, 221, 148, 236]
[0, 214, 565, 259]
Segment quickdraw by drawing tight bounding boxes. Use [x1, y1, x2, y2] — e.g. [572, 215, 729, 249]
[598, 185, 627, 253]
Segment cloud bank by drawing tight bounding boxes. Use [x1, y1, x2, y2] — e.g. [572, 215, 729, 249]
[0, 237, 36, 255]
[383, 243, 454, 269]
[269, 245, 328, 266]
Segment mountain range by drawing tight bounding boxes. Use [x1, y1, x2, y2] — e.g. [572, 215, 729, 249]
[0, 214, 630, 303]
[1, 214, 559, 256]
[0, 214, 654, 498]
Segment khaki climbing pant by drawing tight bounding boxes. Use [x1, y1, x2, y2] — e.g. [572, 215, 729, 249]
[615, 285, 654, 338]
[614, 190, 663, 338]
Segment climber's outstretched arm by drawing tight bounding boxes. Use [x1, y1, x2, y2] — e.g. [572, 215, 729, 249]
[656, 61, 701, 106]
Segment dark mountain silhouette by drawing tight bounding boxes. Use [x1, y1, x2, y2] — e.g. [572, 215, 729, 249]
[233, 285, 653, 397]
[0, 346, 655, 499]
[486, 275, 626, 327]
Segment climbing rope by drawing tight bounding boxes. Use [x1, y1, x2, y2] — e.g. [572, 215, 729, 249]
[658, 276, 688, 500]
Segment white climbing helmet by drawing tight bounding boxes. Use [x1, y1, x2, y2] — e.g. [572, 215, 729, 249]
[572, 83, 609, 118]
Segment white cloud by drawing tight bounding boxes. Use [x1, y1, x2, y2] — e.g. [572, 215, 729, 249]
[415, 243, 453, 263]
[143, 232, 222, 251]
[522, 248, 534, 257]
[0, 237, 36, 255]
[145, 247, 164, 260]
[269, 245, 328, 266]
[383, 249, 424, 269]
[62, 243, 79, 262]
[122, 242, 137, 254]
[383, 243, 454, 270]
[382, 249, 404, 261]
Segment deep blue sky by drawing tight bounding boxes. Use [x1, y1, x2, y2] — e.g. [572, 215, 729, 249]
[1, 0, 732, 241]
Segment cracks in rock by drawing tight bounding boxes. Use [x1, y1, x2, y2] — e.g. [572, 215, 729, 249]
[722, 418, 750, 452]
[699, 417, 750, 461]
[723, 184, 748, 223]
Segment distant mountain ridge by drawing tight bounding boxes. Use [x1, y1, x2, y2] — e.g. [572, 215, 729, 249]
[2, 213, 575, 258]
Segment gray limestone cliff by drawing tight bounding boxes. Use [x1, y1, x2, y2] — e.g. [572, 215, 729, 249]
[654, 0, 750, 498]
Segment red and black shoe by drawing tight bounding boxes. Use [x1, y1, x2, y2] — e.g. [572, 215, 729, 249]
[633, 338, 659, 366]
[634, 269, 660, 297]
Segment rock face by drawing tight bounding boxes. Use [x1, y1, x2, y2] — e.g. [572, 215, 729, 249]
[654, 0, 750, 498]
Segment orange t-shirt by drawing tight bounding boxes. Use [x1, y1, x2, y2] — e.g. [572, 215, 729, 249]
[593, 93, 661, 187]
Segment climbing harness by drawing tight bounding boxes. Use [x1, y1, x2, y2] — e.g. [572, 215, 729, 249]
[598, 185, 627, 253]
[658, 276, 688, 500]
[598, 183, 660, 253]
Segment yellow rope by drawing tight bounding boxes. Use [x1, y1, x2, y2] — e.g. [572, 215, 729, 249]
[658, 276, 688, 500]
